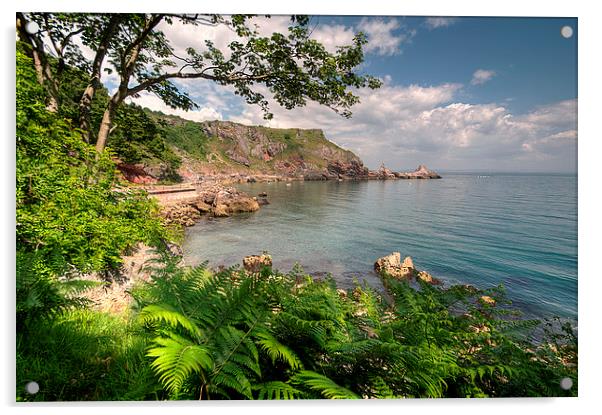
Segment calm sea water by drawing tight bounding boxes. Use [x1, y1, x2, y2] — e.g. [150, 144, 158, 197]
[183, 174, 577, 319]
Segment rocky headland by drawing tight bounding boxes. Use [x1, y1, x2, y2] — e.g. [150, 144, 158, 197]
[117, 112, 441, 184]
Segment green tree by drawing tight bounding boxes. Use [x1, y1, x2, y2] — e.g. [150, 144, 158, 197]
[16, 48, 167, 326]
[17, 13, 381, 152]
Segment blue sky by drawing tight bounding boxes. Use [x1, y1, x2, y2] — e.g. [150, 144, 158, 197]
[122, 16, 578, 173]
[343, 16, 577, 114]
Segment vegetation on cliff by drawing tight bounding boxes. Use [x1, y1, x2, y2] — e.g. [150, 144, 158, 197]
[150, 111, 364, 179]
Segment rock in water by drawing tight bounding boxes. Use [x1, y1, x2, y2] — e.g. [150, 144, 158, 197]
[417, 270, 442, 285]
[374, 253, 443, 285]
[243, 254, 273, 273]
[401, 256, 414, 269]
[400, 165, 442, 179]
[374, 252, 414, 279]
[212, 188, 260, 216]
[212, 204, 229, 217]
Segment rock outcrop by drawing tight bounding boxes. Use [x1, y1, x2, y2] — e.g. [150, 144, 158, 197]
[396, 165, 442, 179]
[374, 252, 414, 279]
[242, 254, 273, 273]
[374, 253, 442, 285]
[157, 183, 260, 226]
[327, 160, 369, 179]
[116, 163, 158, 184]
[212, 188, 260, 216]
[161, 203, 202, 226]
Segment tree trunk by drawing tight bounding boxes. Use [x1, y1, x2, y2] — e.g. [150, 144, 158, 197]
[95, 100, 117, 153]
[16, 13, 59, 113]
[78, 15, 121, 143]
[79, 84, 95, 143]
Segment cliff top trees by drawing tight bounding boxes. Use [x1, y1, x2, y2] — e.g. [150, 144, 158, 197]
[16, 13, 382, 152]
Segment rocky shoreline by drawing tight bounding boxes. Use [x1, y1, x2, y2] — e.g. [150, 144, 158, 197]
[84, 163, 442, 310]
[203, 163, 442, 184]
[145, 164, 441, 228]
[84, 247, 454, 314]
[157, 182, 260, 226]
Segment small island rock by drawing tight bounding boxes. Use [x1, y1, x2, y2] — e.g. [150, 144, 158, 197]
[374, 252, 414, 279]
[243, 254, 273, 273]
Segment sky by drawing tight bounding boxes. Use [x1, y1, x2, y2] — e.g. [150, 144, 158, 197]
[111, 16, 577, 173]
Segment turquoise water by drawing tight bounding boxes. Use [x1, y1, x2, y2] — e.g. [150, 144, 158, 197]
[183, 174, 577, 319]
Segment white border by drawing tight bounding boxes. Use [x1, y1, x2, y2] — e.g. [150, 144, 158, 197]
[2, 1, 600, 414]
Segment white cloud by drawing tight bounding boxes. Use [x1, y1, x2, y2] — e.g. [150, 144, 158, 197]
[310, 24, 356, 53]
[424, 17, 459, 29]
[224, 80, 576, 172]
[128, 92, 223, 122]
[471, 69, 497, 85]
[357, 18, 414, 56]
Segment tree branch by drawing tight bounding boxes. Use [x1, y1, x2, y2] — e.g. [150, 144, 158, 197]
[126, 69, 274, 98]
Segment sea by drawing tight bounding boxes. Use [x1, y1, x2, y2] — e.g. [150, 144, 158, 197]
[182, 173, 577, 320]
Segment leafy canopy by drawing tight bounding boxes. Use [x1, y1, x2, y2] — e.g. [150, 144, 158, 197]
[16, 48, 168, 327]
[19, 13, 382, 151]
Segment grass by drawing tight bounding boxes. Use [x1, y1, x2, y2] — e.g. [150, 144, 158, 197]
[16, 309, 163, 401]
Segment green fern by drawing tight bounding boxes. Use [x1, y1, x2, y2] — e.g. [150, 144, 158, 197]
[139, 303, 203, 340]
[254, 381, 303, 399]
[146, 332, 213, 395]
[256, 331, 303, 370]
[291, 370, 359, 399]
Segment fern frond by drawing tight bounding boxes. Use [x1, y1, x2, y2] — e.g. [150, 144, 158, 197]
[139, 303, 202, 340]
[291, 370, 359, 399]
[147, 332, 213, 394]
[57, 279, 101, 297]
[212, 362, 254, 399]
[210, 324, 262, 399]
[256, 331, 303, 370]
[254, 381, 304, 400]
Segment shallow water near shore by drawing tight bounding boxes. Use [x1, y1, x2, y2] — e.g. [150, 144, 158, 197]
[183, 173, 577, 320]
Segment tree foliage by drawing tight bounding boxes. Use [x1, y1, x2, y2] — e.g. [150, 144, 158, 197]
[17, 13, 381, 152]
[16, 49, 167, 327]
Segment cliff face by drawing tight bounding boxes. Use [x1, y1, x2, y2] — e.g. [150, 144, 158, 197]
[150, 111, 368, 181]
